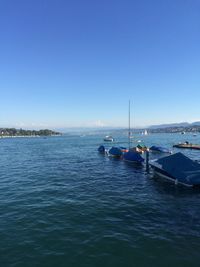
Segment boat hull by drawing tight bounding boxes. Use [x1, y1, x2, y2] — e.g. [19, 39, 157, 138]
[173, 144, 200, 150]
[104, 135, 114, 142]
[151, 165, 193, 187]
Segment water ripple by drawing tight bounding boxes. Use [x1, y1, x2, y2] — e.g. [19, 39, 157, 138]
[0, 134, 200, 267]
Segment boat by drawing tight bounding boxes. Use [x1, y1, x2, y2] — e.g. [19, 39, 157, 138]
[104, 135, 114, 142]
[123, 148, 144, 163]
[136, 144, 149, 153]
[123, 101, 144, 164]
[150, 152, 200, 187]
[119, 147, 128, 153]
[149, 145, 171, 153]
[173, 142, 200, 150]
[98, 145, 106, 154]
[141, 130, 148, 135]
[108, 146, 123, 158]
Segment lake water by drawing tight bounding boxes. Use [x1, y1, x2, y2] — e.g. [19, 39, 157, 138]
[0, 133, 200, 267]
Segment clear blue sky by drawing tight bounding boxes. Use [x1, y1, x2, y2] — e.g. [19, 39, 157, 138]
[0, 0, 200, 129]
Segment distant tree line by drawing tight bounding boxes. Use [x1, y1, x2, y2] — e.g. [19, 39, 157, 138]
[0, 128, 61, 136]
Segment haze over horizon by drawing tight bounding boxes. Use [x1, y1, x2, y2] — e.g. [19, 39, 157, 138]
[1, 0, 200, 128]
[1, 120, 200, 132]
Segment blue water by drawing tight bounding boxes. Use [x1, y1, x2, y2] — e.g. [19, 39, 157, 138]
[0, 133, 200, 267]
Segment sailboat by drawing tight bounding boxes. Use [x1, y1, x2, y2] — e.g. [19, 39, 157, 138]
[123, 101, 144, 164]
[142, 129, 148, 136]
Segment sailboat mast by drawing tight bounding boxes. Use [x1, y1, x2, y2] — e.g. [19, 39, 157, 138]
[128, 100, 131, 149]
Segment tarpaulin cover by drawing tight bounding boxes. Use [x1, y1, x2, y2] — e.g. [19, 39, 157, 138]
[157, 152, 200, 185]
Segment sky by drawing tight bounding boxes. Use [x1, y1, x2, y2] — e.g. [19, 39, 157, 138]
[0, 0, 200, 129]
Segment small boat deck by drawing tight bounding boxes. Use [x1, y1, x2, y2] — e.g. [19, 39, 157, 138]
[173, 143, 200, 150]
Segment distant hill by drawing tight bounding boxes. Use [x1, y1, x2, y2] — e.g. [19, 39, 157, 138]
[191, 121, 200, 126]
[149, 121, 200, 129]
[147, 124, 200, 134]
[55, 122, 200, 134]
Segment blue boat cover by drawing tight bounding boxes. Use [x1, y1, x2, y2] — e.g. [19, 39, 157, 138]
[156, 152, 200, 185]
[123, 151, 144, 163]
[150, 146, 170, 153]
[98, 145, 105, 153]
[109, 147, 122, 157]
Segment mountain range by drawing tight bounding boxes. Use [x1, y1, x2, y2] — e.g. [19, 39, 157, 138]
[149, 121, 200, 129]
[54, 121, 200, 133]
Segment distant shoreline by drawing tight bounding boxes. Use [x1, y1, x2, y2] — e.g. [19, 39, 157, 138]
[0, 128, 61, 138]
[0, 134, 62, 138]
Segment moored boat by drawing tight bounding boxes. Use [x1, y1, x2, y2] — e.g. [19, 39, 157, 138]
[150, 145, 171, 153]
[104, 135, 114, 142]
[108, 147, 123, 158]
[150, 152, 200, 187]
[123, 100, 144, 164]
[173, 142, 200, 150]
[123, 148, 144, 163]
[136, 144, 149, 153]
[120, 147, 128, 153]
[98, 145, 106, 154]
